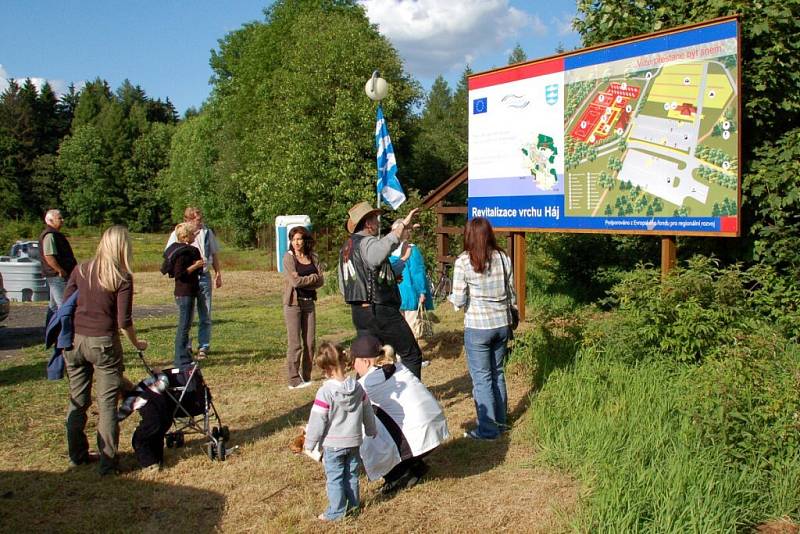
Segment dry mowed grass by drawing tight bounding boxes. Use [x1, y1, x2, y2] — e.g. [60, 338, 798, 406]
[0, 271, 578, 533]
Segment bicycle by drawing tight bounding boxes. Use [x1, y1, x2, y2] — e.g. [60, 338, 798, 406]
[430, 264, 452, 303]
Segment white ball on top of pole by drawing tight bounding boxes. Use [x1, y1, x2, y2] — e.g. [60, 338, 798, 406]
[365, 70, 388, 101]
[366, 70, 388, 227]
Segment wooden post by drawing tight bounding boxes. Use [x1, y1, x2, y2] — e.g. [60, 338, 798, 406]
[661, 236, 677, 280]
[512, 232, 526, 321]
[436, 206, 447, 275]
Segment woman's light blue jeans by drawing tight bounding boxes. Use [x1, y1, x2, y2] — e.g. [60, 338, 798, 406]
[464, 326, 510, 439]
[197, 272, 212, 352]
[174, 295, 196, 367]
[322, 446, 361, 520]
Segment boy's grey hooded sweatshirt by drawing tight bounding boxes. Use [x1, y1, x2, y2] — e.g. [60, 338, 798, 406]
[305, 376, 377, 450]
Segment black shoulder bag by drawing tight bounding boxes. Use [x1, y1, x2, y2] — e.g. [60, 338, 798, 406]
[499, 253, 519, 330]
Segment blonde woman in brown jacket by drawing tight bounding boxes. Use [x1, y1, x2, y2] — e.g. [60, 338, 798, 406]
[282, 226, 324, 389]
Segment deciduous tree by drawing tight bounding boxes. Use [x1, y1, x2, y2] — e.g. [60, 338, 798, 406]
[183, 0, 420, 235]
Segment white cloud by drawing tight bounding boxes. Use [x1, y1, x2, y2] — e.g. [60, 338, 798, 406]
[552, 12, 575, 37]
[0, 65, 74, 97]
[0, 64, 9, 94]
[359, 0, 543, 77]
[531, 14, 548, 36]
[29, 77, 71, 95]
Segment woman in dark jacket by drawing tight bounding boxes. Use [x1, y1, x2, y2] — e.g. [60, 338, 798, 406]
[63, 225, 147, 475]
[282, 226, 324, 389]
[164, 222, 205, 367]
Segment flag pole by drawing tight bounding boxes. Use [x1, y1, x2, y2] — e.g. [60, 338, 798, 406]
[367, 70, 385, 237]
[376, 103, 381, 237]
[376, 104, 380, 235]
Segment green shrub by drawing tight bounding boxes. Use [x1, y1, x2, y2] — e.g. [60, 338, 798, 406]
[525, 256, 800, 530]
[590, 256, 794, 363]
[525, 233, 659, 303]
[745, 264, 800, 341]
[689, 335, 800, 471]
[745, 128, 800, 271]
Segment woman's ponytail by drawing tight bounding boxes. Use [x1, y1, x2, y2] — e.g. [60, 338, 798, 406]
[374, 344, 396, 366]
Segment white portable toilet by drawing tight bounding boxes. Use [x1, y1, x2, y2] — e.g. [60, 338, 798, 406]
[275, 215, 312, 272]
[0, 257, 48, 302]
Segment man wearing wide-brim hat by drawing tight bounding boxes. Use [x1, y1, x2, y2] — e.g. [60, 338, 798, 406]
[338, 201, 425, 379]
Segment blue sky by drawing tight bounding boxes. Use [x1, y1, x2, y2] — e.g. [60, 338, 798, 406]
[0, 0, 581, 114]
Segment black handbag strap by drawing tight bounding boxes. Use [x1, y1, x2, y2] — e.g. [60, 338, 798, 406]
[499, 252, 514, 317]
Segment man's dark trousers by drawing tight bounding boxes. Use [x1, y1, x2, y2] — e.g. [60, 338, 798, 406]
[351, 303, 423, 379]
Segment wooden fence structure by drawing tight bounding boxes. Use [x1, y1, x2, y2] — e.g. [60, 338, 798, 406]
[422, 166, 528, 320]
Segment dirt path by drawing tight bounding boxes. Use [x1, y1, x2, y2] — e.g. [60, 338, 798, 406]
[0, 302, 174, 361]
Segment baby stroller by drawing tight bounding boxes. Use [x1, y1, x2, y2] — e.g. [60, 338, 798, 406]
[128, 351, 229, 462]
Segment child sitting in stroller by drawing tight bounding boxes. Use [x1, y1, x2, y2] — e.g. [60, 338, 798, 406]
[118, 373, 173, 471]
[119, 355, 229, 468]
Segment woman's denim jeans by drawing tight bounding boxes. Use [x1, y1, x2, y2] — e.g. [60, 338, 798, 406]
[174, 295, 196, 367]
[322, 446, 361, 520]
[464, 326, 510, 439]
[197, 272, 212, 351]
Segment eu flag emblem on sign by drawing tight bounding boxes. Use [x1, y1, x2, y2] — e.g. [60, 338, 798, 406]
[545, 84, 559, 106]
[473, 97, 487, 114]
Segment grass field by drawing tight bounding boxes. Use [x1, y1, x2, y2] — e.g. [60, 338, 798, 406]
[7, 234, 794, 531]
[65, 231, 269, 273]
[0, 270, 578, 533]
[1, 221, 269, 273]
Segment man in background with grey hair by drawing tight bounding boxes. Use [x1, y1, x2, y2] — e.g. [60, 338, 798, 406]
[38, 209, 77, 323]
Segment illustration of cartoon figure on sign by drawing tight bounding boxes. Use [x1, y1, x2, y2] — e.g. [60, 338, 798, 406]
[521, 134, 559, 191]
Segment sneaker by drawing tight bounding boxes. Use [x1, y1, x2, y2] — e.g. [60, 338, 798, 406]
[463, 430, 497, 441]
[196, 349, 208, 360]
[404, 462, 430, 490]
[68, 451, 100, 467]
[380, 475, 408, 496]
[141, 463, 162, 473]
[288, 381, 313, 390]
[421, 360, 431, 368]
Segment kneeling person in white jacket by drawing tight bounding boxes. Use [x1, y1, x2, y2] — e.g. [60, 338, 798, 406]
[352, 335, 449, 494]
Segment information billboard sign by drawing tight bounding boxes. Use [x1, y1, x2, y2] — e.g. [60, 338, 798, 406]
[468, 17, 740, 236]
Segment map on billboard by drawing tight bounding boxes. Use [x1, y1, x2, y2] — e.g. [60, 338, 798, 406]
[468, 18, 740, 235]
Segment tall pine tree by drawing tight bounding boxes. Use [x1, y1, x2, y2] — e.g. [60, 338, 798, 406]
[508, 43, 527, 64]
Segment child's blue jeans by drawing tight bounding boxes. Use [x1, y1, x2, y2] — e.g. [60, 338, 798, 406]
[322, 446, 361, 520]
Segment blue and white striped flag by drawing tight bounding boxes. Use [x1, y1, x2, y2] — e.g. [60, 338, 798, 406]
[375, 105, 405, 210]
